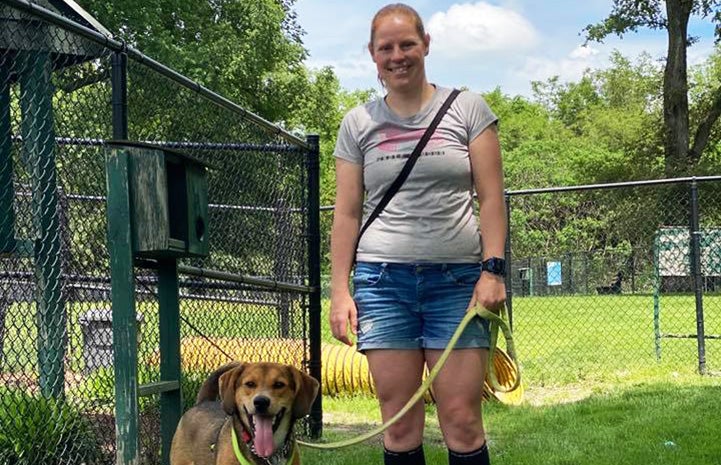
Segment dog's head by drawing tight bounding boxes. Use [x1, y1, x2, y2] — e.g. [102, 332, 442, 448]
[219, 362, 319, 459]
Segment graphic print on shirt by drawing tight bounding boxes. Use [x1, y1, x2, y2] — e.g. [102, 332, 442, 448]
[374, 127, 447, 163]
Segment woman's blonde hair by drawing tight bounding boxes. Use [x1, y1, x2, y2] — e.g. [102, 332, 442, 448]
[369, 3, 426, 47]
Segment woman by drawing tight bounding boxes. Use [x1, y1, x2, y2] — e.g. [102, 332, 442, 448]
[329, 3, 507, 465]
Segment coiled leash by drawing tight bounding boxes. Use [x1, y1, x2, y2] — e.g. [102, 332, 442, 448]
[297, 303, 520, 450]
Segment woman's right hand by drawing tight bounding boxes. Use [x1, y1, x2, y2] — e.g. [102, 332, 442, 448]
[330, 291, 358, 346]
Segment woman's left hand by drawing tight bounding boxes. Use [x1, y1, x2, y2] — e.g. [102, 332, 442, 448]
[469, 272, 506, 313]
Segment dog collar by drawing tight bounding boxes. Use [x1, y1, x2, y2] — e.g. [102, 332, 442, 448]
[231, 428, 299, 465]
[231, 427, 254, 465]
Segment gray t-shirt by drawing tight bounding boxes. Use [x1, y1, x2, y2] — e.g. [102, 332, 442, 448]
[334, 86, 498, 263]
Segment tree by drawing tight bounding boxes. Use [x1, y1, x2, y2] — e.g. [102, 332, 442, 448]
[585, 0, 721, 176]
[77, 0, 308, 119]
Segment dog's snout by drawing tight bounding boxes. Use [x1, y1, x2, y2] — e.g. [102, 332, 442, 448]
[253, 395, 271, 413]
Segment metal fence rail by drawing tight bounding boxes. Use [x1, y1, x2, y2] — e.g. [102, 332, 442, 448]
[0, 2, 321, 465]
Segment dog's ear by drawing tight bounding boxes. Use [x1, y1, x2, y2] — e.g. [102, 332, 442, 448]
[288, 366, 320, 419]
[219, 364, 245, 415]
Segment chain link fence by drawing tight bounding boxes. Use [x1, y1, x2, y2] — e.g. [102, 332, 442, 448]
[318, 178, 721, 399]
[506, 179, 721, 387]
[1, 2, 320, 464]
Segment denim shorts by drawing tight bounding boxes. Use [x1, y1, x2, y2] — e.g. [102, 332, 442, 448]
[352, 262, 490, 352]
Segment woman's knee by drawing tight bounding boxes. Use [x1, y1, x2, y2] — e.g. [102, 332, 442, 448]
[385, 416, 423, 444]
[439, 403, 485, 449]
[381, 402, 425, 449]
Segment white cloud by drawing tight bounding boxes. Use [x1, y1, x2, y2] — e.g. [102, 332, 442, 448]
[516, 45, 604, 85]
[306, 55, 374, 80]
[569, 45, 600, 59]
[427, 2, 539, 58]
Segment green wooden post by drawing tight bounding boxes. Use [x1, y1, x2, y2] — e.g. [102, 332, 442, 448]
[17, 50, 65, 398]
[0, 57, 14, 253]
[158, 258, 182, 465]
[105, 147, 140, 465]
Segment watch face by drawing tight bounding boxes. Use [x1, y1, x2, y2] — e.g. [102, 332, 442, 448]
[482, 258, 506, 276]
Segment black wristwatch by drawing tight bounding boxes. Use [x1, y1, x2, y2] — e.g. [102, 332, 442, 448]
[481, 257, 506, 277]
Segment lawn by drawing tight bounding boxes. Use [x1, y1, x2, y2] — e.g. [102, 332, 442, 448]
[304, 293, 721, 464]
[2, 293, 720, 464]
[300, 375, 721, 465]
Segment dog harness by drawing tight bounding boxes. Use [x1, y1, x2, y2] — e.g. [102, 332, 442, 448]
[231, 427, 300, 465]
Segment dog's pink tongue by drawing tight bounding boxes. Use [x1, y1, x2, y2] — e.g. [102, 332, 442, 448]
[254, 416, 275, 458]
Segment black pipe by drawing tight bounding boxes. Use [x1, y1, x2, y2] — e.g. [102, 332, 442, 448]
[504, 192, 513, 330]
[111, 51, 128, 140]
[305, 134, 323, 439]
[688, 180, 706, 374]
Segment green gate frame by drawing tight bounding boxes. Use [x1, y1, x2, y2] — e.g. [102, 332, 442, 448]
[106, 141, 210, 465]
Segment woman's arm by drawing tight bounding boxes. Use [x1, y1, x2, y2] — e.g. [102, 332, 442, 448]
[329, 158, 364, 345]
[469, 124, 507, 311]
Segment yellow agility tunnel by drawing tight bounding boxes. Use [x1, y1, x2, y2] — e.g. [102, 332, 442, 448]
[170, 338, 523, 405]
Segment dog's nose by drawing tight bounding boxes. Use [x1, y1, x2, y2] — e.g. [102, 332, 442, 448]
[253, 395, 271, 413]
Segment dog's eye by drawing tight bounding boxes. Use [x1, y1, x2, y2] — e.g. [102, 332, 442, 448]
[272, 381, 286, 389]
[244, 381, 257, 388]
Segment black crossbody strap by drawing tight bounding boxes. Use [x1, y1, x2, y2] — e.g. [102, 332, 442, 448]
[357, 88, 461, 242]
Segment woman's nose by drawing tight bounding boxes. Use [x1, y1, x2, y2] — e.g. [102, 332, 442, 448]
[390, 46, 404, 61]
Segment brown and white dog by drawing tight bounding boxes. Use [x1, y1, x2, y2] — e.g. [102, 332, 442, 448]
[170, 362, 319, 465]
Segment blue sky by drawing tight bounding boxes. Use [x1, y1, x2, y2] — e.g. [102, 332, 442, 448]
[295, 0, 718, 97]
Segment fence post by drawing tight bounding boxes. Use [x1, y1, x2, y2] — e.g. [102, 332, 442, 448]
[274, 197, 291, 338]
[688, 179, 706, 375]
[0, 57, 12, 365]
[158, 258, 182, 465]
[504, 192, 513, 330]
[0, 56, 15, 254]
[17, 49, 65, 398]
[112, 50, 128, 140]
[108, 50, 140, 465]
[305, 134, 322, 438]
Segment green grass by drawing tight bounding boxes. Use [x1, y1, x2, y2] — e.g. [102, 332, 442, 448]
[2, 294, 720, 464]
[305, 294, 721, 464]
[301, 374, 721, 465]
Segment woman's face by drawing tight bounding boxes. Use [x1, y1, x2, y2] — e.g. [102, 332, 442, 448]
[369, 14, 430, 93]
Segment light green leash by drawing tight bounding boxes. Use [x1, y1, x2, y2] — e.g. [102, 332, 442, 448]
[297, 304, 520, 450]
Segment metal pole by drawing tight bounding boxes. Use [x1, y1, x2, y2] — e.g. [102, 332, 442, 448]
[112, 51, 128, 140]
[305, 135, 322, 438]
[274, 197, 291, 338]
[504, 192, 513, 330]
[653, 231, 662, 361]
[688, 180, 706, 374]
[0, 56, 15, 253]
[18, 49, 65, 398]
[0, 60, 9, 361]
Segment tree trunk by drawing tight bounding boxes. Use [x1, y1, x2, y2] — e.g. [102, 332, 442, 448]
[663, 0, 692, 177]
[689, 84, 721, 162]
